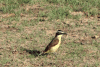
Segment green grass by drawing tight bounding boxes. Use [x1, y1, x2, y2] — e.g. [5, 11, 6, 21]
[46, 0, 100, 16]
[1, 0, 99, 20]
[0, 0, 100, 67]
[0, 58, 11, 65]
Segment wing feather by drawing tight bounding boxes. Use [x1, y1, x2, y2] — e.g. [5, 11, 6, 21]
[44, 37, 59, 52]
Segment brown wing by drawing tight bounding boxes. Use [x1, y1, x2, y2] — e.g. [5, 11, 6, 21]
[44, 37, 59, 52]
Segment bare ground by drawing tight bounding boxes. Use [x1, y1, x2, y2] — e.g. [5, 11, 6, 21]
[0, 4, 100, 67]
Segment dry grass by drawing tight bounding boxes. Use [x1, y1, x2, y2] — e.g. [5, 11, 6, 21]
[0, 0, 100, 67]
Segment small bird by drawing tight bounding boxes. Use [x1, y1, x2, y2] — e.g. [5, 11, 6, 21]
[39, 30, 67, 55]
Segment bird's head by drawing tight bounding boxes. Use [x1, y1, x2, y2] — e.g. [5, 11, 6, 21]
[55, 30, 67, 37]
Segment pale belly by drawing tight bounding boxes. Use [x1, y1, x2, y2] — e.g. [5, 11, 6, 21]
[51, 44, 60, 52]
[46, 41, 61, 53]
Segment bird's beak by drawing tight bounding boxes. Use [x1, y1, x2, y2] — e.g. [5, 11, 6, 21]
[62, 32, 67, 35]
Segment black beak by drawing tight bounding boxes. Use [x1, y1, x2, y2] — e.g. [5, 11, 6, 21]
[62, 33, 67, 35]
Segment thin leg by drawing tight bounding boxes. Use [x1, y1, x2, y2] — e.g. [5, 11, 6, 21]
[53, 52, 57, 57]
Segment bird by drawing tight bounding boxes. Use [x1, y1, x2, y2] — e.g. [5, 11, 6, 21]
[39, 30, 67, 56]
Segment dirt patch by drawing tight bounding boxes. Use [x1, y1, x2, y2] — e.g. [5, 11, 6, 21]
[46, 30, 55, 35]
[0, 25, 18, 32]
[71, 11, 84, 16]
[0, 2, 100, 67]
[1, 13, 15, 18]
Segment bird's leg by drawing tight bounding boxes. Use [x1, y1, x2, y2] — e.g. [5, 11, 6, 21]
[53, 52, 57, 57]
[38, 51, 44, 56]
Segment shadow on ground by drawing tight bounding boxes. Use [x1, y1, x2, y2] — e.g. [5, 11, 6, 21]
[20, 47, 48, 57]
[20, 47, 41, 57]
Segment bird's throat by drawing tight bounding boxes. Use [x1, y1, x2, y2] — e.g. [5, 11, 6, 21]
[57, 35, 62, 41]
